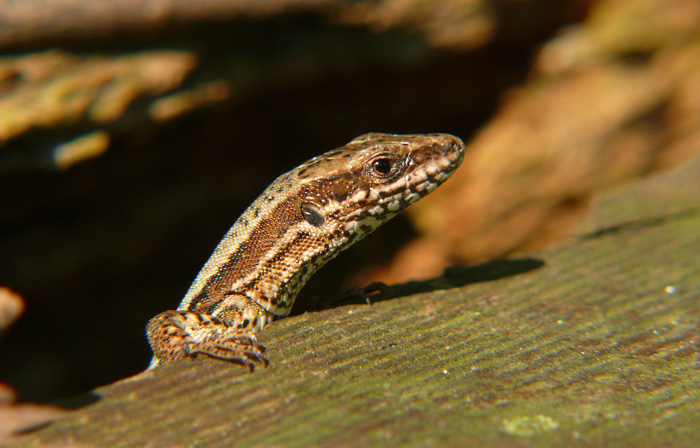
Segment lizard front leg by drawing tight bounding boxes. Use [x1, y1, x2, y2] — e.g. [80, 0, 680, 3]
[147, 294, 272, 370]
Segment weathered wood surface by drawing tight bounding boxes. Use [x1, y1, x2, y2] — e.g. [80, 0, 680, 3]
[7, 157, 700, 446]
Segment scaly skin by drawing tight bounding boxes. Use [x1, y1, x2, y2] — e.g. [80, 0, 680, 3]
[147, 132, 465, 369]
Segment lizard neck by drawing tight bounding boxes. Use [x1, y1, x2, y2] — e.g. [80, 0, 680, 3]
[178, 172, 325, 316]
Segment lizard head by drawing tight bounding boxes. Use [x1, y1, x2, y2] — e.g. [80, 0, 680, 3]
[295, 133, 465, 241]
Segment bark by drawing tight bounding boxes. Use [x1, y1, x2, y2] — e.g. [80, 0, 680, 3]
[0, 0, 333, 48]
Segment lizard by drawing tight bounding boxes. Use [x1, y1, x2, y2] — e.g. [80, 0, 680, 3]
[147, 132, 465, 370]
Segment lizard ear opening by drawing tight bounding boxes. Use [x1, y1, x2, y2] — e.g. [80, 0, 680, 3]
[300, 202, 326, 227]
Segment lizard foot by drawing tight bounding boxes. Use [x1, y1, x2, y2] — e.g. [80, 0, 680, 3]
[147, 310, 268, 371]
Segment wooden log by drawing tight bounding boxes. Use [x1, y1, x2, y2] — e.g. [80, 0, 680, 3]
[7, 155, 700, 447]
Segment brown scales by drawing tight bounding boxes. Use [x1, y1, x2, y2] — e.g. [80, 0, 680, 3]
[147, 133, 465, 370]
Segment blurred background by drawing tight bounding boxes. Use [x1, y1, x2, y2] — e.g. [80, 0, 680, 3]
[0, 0, 699, 403]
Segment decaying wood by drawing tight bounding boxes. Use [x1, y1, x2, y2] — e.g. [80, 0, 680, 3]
[0, 0, 505, 51]
[377, 0, 700, 283]
[6, 144, 699, 447]
[0, 0, 333, 49]
[0, 288, 23, 334]
[0, 0, 574, 172]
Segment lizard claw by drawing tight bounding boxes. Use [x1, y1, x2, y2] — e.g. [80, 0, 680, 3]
[147, 310, 269, 370]
[185, 331, 269, 371]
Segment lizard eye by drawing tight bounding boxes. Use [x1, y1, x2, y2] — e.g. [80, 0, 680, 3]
[372, 158, 393, 175]
[368, 154, 402, 180]
[367, 152, 404, 180]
